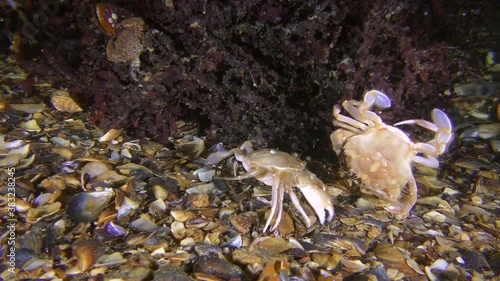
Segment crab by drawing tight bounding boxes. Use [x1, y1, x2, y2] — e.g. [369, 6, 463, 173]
[330, 90, 453, 216]
[106, 17, 145, 80]
[207, 141, 334, 232]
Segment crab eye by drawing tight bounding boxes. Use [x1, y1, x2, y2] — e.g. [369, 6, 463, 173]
[95, 3, 132, 35]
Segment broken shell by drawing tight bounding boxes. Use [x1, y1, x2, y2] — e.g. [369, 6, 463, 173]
[257, 261, 290, 281]
[26, 202, 62, 223]
[51, 90, 83, 113]
[67, 190, 114, 223]
[16, 154, 35, 170]
[174, 136, 205, 159]
[122, 140, 142, 151]
[193, 167, 216, 182]
[194, 243, 223, 256]
[99, 128, 123, 142]
[313, 233, 366, 256]
[89, 169, 129, 189]
[1, 143, 34, 169]
[223, 235, 243, 249]
[276, 211, 294, 236]
[149, 199, 167, 218]
[117, 163, 155, 175]
[230, 214, 253, 234]
[116, 195, 140, 219]
[0, 137, 24, 151]
[1, 141, 30, 158]
[311, 253, 341, 271]
[9, 178, 35, 197]
[0, 153, 22, 167]
[186, 183, 216, 194]
[51, 147, 75, 160]
[80, 161, 110, 189]
[185, 217, 211, 229]
[192, 255, 243, 281]
[340, 257, 369, 272]
[94, 252, 127, 268]
[72, 238, 104, 271]
[406, 258, 425, 275]
[460, 123, 500, 140]
[191, 194, 210, 208]
[33, 191, 61, 206]
[171, 221, 187, 240]
[250, 236, 291, 254]
[374, 242, 414, 275]
[50, 136, 71, 147]
[129, 214, 160, 233]
[170, 210, 196, 222]
[96, 221, 126, 238]
[152, 184, 169, 200]
[425, 259, 452, 281]
[20, 120, 41, 132]
[8, 103, 46, 113]
[180, 237, 196, 247]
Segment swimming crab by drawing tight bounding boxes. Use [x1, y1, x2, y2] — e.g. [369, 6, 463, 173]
[330, 90, 453, 216]
[207, 141, 334, 232]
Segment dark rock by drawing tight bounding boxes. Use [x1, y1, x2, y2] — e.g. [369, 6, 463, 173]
[154, 264, 191, 281]
[192, 255, 243, 281]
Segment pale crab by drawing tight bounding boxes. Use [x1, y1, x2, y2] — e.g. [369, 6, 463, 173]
[330, 90, 453, 216]
[207, 141, 334, 232]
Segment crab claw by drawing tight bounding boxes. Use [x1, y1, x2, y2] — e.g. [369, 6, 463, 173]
[206, 149, 235, 165]
[394, 108, 454, 155]
[295, 171, 334, 225]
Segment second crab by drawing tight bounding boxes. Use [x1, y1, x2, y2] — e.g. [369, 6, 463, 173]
[207, 141, 334, 232]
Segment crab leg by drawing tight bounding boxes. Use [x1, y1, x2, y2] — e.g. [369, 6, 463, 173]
[413, 155, 439, 169]
[263, 177, 282, 232]
[287, 188, 312, 228]
[332, 120, 364, 133]
[385, 176, 417, 216]
[217, 168, 262, 181]
[270, 183, 286, 232]
[333, 105, 368, 131]
[206, 149, 236, 165]
[413, 143, 439, 168]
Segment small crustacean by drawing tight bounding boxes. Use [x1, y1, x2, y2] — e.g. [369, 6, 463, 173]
[207, 141, 334, 232]
[330, 90, 453, 217]
[94, 3, 145, 80]
[105, 17, 145, 80]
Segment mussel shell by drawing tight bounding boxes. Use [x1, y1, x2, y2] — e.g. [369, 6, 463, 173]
[95, 221, 126, 238]
[194, 243, 223, 256]
[192, 255, 243, 281]
[72, 238, 104, 271]
[129, 215, 161, 233]
[222, 235, 243, 249]
[15, 248, 39, 268]
[67, 190, 114, 223]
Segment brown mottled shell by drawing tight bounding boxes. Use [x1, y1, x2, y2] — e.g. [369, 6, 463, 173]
[51, 90, 83, 113]
[106, 17, 145, 63]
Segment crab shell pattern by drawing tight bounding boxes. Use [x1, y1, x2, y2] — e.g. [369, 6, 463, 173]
[331, 90, 453, 216]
